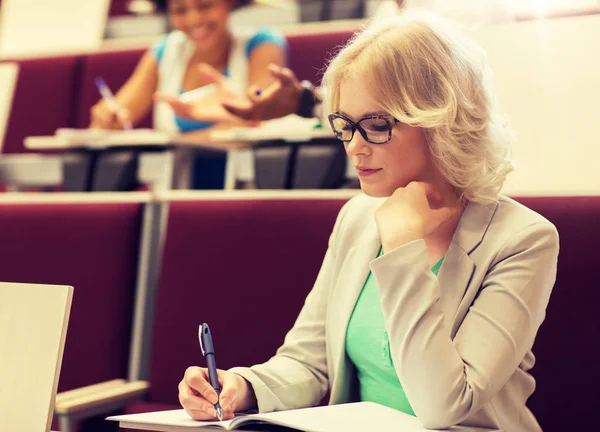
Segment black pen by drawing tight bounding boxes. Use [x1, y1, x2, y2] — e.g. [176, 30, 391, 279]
[199, 323, 224, 421]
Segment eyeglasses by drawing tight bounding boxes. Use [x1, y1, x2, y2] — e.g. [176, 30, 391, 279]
[328, 113, 400, 145]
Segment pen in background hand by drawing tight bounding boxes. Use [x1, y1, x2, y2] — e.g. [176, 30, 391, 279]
[199, 323, 224, 421]
[94, 77, 133, 130]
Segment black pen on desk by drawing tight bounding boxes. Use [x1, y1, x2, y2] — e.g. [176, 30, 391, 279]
[199, 323, 224, 421]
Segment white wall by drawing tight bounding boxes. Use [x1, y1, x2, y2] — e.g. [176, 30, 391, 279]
[0, 0, 109, 57]
[472, 14, 600, 195]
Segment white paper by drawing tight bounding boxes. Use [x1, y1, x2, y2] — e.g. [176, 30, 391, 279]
[210, 114, 326, 143]
[107, 409, 233, 430]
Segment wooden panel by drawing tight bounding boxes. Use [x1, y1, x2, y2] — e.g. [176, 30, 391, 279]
[0, 283, 73, 432]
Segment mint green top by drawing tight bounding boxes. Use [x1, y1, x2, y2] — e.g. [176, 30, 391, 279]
[345, 249, 444, 416]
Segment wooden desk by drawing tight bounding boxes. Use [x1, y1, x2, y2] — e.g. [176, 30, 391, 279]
[25, 133, 245, 192]
[24, 126, 336, 191]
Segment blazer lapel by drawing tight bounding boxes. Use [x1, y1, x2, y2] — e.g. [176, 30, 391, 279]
[438, 199, 499, 335]
[437, 244, 476, 336]
[453, 199, 498, 255]
[328, 219, 381, 403]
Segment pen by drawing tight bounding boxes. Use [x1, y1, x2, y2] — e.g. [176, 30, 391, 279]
[94, 77, 133, 130]
[199, 323, 224, 421]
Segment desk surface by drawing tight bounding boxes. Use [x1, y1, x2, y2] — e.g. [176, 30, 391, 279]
[24, 133, 248, 152]
[24, 127, 334, 152]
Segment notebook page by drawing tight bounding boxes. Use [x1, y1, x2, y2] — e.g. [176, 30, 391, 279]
[233, 402, 489, 432]
[106, 409, 235, 430]
[233, 402, 427, 432]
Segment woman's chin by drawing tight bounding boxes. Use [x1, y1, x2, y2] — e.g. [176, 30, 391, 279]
[359, 181, 393, 198]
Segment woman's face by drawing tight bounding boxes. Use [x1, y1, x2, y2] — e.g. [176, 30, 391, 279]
[168, 0, 233, 52]
[336, 77, 434, 198]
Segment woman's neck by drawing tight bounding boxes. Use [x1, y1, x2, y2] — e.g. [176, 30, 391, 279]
[422, 172, 465, 266]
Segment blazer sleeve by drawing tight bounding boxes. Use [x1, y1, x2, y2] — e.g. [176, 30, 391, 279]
[369, 222, 559, 429]
[229, 199, 352, 413]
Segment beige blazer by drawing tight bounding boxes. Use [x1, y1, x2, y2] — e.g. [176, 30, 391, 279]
[231, 194, 559, 431]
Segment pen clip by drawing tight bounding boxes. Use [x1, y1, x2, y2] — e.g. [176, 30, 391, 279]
[199, 325, 205, 356]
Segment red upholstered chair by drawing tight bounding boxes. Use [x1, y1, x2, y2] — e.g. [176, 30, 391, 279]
[74, 48, 152, 129]
[109, 0, 131, 16]
[0, 194, 149, 432]
[122, 193, 354, 422]
[513, 196, 600, 432]
[1, 55, 80, 154]
[0, 197, 142, 391]
[287, 30, 355, 85]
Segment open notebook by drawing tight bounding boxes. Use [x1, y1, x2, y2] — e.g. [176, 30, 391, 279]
[107, 402, 494, 432]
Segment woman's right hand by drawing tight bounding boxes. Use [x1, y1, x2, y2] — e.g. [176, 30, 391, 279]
[89, 100, 131, 130]
[179, 366, 256, 421]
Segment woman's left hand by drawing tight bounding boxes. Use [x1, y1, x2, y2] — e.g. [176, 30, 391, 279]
[375, 182, 460, 253]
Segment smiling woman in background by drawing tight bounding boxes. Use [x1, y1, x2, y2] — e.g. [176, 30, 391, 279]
[89, 0, 287, 188]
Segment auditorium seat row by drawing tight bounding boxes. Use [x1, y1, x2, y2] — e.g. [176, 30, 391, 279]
[0, 31, 355, 155]
[0, 191, 597, 432]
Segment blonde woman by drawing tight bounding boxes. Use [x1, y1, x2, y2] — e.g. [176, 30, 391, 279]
[178, 11, 559, 431]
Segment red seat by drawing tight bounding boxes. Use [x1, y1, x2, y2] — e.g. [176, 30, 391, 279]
[287, 30, 355, 85]
[1, 55, 80, 154]
[513, 196, 600, 432]
[109, 0, 130, 16]
[0, 199, 143, 392]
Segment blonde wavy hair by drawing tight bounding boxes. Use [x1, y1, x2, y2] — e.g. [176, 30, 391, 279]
[322, 11, 514, 203]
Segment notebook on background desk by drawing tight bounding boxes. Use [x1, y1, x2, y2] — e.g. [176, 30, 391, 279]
[0, 282, 73, 432]
[209, 115, 333, 143]
[108, 401, 498, 432]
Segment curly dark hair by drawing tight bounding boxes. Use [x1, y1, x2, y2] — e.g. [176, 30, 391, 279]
[155, 0, 254, 13]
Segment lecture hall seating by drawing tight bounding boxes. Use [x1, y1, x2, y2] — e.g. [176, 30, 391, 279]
[0, 194, 145, 392]
[0, 30, 355, 155]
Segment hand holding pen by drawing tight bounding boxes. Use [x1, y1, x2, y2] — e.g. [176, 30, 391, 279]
[90, 77, 133, 130]
[177, 324, 258, 421]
